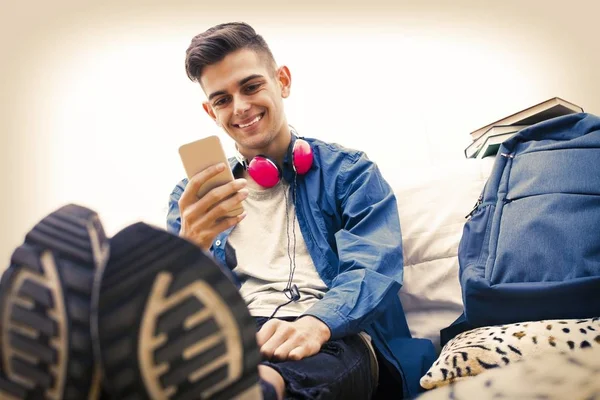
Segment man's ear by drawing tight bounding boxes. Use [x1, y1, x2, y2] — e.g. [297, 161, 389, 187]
[277, 66, 292, 98]
[202, 102, 222, 127]
[202, 101, 216, 121]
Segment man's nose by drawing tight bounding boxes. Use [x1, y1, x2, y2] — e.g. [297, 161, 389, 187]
[233, 96, 251, 116]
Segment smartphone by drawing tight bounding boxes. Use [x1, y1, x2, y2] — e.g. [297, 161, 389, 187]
[178, 135, 244, 218]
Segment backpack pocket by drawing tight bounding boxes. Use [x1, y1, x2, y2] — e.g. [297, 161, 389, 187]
[458, 203, 495, 281]
[488, 148, 600, 285]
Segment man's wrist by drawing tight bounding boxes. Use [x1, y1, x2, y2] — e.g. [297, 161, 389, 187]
[298, 315, 331, 342]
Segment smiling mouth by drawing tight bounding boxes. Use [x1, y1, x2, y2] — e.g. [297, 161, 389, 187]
[234, 113, 264, 129]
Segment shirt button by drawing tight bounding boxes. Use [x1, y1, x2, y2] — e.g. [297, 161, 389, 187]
[215, 240, 222, 246]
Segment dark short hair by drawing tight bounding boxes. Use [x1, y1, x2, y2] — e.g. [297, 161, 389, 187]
[185, 22, 276, 83]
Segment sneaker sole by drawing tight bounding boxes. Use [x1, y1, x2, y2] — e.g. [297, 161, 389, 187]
[93, 223, 262, 400]
[0, 204, 109, 399]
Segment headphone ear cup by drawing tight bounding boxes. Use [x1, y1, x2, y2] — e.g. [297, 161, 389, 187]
[247, 156, 281, 188]
[292, 139, 313, 175]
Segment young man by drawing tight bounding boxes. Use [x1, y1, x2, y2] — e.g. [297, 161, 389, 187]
[0, 22, 435, 400]
[166, 22, 436, 399]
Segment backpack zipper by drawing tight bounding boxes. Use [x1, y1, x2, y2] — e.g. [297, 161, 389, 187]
[465, 152, 513, 219]
[465, 194, 484, 219]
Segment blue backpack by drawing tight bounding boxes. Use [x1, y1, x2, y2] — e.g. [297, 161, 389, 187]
[443, 112, 600, 342]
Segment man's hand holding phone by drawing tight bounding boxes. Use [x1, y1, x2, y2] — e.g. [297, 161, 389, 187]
[178, 163, 247, 251]
[177, 136, 247, 251]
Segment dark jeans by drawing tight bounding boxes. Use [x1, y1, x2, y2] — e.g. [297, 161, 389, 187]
[255, 317, 377, 400]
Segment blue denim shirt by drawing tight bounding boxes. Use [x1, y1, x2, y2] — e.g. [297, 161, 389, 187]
[166, 135, 436, 397]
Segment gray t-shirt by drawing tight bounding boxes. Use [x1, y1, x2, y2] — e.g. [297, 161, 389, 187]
[228, 180, 328, 318]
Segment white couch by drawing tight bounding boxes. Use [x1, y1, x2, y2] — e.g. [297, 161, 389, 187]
[382, 158, 600, 399]
[389, 158, 495, 352]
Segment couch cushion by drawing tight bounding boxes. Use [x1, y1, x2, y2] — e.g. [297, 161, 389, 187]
[391, 159, 494, 351]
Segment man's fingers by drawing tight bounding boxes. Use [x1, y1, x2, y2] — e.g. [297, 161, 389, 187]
[287, 345, 312, 361]
[187, 178, 247, 221]
[257, 319, 326, 361]
[202, 178, 247, 210]
[260, 335, 288, 360]
[205, 188, 248, 220]
[181, 178, 247, 226]
[259, 323, 293, 360]
[271, 339, 299, 361]
[256, 319, 279, 347]
[271, 340, 319, 361]
[179, 162, 227, 207]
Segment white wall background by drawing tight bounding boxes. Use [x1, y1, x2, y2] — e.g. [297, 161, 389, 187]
[1, 0, 599, 270]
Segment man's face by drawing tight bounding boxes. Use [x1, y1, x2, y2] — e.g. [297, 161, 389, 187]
[201, 48, 291, 155]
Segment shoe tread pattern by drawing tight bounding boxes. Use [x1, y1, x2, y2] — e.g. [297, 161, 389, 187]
[0, 204, 107, 400]
[96, 224, 261, 400]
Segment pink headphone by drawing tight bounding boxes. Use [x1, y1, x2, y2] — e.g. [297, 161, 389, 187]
[237, 137, 313, 188]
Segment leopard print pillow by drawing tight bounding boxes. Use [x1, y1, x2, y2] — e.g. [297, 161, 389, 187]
[420, 317, 600, 390]
[416, 345, 600, 400]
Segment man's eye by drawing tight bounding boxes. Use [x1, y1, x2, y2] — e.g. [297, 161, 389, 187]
[245, 84, 260, 93]
[214, 97, 228, 107]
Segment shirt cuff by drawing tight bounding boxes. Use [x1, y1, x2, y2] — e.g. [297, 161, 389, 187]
[302, 301, 348, 339]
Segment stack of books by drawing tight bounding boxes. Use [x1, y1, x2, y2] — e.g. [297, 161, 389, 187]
[465, 97, 584, 159]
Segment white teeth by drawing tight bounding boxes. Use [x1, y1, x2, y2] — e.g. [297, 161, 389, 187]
[238, 114, 262, 128]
